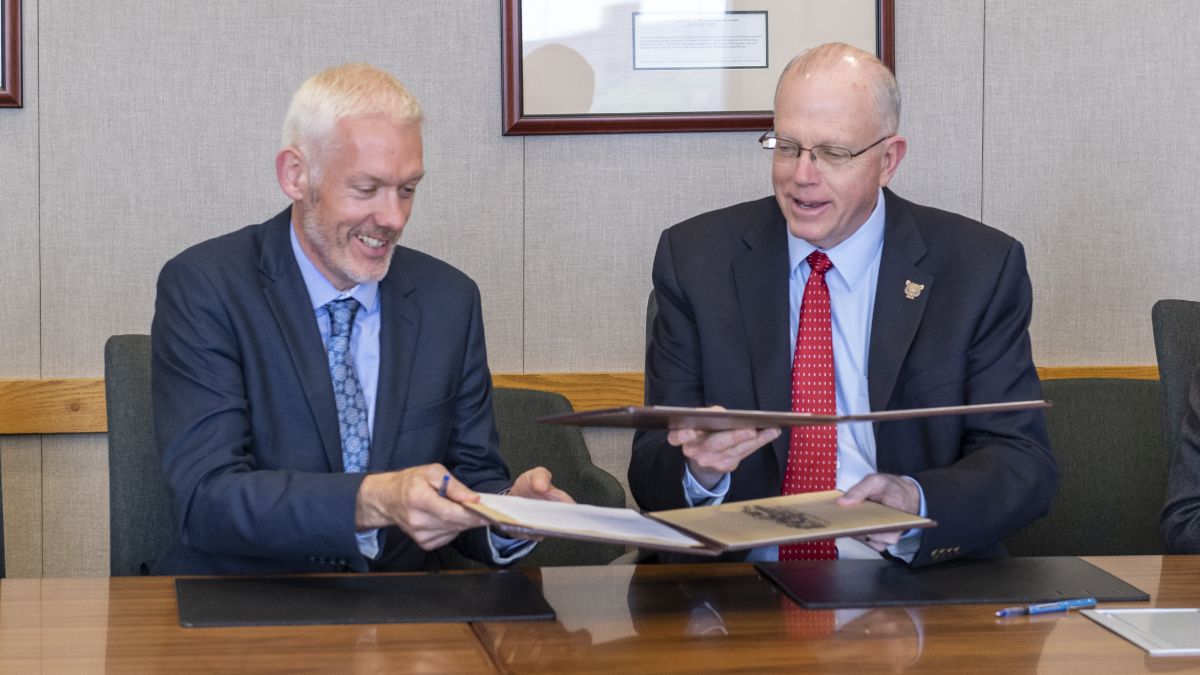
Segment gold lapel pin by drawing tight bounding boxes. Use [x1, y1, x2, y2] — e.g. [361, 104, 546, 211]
[904, 280, 925, 300]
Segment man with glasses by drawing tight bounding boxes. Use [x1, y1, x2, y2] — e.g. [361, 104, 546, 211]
[629, 43, 1056, 566]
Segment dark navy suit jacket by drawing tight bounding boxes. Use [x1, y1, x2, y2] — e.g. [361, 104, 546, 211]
[151, 208, 509, 574]
[629, 189, 1057, 567]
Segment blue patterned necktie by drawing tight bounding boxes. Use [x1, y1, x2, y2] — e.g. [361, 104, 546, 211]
[325, 298, 370, 473]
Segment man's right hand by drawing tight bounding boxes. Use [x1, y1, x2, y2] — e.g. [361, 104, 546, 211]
[354, 464, 489, 550]
[668, 407, 781, 490]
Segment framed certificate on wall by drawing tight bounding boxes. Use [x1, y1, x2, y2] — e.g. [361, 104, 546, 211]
[502, 0, 893, 135]
[1, 0, 20, 108]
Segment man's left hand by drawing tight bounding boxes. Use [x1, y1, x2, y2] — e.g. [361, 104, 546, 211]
[510, 466, 575, 503]
[837, 473, 920, 552]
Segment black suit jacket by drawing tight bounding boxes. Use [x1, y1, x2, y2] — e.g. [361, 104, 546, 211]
[1162, 366, 1200, 552]
[151, 208, 510, 574]
[629, 189, 1057, 566]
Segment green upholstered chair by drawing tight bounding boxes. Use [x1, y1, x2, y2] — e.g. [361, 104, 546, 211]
[1004, 378, 1167, 556]
[104, 334, 174, 575]
[1152, 299, 1200, 463]
[433, 387, 627, 568]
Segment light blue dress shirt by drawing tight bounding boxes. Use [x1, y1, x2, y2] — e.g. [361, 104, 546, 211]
[682, 190, 925, 561]
[289, 226, 529, 563]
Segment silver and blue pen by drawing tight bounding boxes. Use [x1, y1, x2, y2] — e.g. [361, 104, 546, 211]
[995, 597, 1097, 617]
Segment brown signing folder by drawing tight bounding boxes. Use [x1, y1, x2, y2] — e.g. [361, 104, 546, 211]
[465, 490, 935, 556]
[538, 399, 1050, 431]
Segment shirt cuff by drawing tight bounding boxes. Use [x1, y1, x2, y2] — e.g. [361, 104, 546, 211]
[683, 466, 731, 506]
[356, 528, 381, 559]
[887, 476, 927, 562]
[488, 527, 536, 564]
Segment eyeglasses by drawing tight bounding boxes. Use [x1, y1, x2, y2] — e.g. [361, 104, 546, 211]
[759, 130, 891, 168]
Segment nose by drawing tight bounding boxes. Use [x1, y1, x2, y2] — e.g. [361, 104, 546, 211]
[375, 191, 410, 231]
[790, 150, 820, 185]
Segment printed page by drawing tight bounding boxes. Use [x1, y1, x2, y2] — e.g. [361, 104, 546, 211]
[472, 493, 706, 550]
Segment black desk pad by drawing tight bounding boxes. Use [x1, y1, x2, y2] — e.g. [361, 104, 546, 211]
[756, 556, 1149, 609]
[176, 570, 556, 627]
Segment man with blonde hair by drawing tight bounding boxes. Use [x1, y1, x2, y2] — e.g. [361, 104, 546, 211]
[630, 43, 1057, 566]
[152, 63, 570, 574]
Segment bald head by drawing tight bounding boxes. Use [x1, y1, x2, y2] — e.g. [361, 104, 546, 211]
[775, 42, 900, 137]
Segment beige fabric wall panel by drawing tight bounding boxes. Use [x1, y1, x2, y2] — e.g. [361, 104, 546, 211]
[984, 1, 1200, 365]
[889, 0, 985, 221]
[523, 131, 770, 372]
[40, 435, 107, 577]
[0, 0, 42, 578]
[36, 0, 524, 375]
[1, 438, 43, 577]
[0, 0, 39, 378]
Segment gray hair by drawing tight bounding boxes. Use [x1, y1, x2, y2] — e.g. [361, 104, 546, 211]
[775, 42, 900, 135]
[281, 63, 424, 179]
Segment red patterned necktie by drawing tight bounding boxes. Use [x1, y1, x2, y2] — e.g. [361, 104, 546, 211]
[779, 251, 838, 561]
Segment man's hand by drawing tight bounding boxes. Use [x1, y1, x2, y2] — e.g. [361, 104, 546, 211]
[837, 473, 920, 552]
[355, 464, 489, 550]
[668, 407, 781, 490]
[510, 466, 575, 503]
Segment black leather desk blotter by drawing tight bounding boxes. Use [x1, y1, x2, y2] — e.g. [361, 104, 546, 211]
[756, 556, 1149, 609]
[176, 570, 556, 627]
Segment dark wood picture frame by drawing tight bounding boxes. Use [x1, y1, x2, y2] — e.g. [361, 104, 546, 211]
[1, 0, 21, 108]
[502, 0, 893, 135]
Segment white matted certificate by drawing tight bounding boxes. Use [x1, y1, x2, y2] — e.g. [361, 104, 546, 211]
[633, 12, 768, 70]
[1083, 608, 1200, 656]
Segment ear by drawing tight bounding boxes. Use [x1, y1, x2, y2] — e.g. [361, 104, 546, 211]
[877, 135, 907, 187]
[276, 147, 308, 201]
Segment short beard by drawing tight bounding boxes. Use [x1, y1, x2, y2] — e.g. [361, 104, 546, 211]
[301, 195, 394, 287]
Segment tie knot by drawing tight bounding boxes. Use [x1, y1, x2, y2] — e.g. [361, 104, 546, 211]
[326, 298, 360, 338]
[806, 251, 833, 275]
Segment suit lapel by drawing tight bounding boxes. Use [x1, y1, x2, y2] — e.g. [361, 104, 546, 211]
[731, 207, 792, 475]
[370, 261, 421, 472]
[258, 209, 344, 471]
[868, 190, 933, 412]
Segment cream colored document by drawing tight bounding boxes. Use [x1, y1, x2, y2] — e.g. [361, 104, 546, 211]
[467, 490, 935, 556]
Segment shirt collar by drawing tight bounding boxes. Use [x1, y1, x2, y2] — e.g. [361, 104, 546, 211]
[787, 188, 887, 291]
[289, 223, 379, 314]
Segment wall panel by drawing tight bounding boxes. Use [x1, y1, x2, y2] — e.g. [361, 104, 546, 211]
[889, 0, 985, 220]
[984, 0, 1200, 364]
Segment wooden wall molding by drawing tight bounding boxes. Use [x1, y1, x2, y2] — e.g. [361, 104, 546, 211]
[0, 366, 1160, 436]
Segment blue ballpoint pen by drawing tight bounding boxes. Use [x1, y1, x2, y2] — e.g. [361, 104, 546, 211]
[437, 473, 450, 498]
[995, 597, 1097, 617]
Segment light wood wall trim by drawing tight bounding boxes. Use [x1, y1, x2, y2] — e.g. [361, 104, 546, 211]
[1035, 365, 1159, 381]
[0, 366, 1161, 436]
[0, 378, 109, 435]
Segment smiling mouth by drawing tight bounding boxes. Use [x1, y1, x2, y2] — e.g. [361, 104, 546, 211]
[793, 197, 829, 210]
[356, 234, 389, 249]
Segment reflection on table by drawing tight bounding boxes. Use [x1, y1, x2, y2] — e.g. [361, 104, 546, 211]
[0, 557, 1197, 673]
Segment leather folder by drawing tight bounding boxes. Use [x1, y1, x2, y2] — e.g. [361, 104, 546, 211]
[539, 399, 1050, 431]
[756, 556, 1149, 609]
[176, 570, 555, 627]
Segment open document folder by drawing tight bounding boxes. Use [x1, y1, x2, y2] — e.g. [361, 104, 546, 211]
[465, 490, 935, 556]
[538, 399, 1051, 431]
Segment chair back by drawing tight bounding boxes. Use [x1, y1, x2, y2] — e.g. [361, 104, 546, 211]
[105, 334, 174, 575]
[1152, 299, 1200, 458]
[1004, 378, 1167, 556]
[435, 387, 627, 568]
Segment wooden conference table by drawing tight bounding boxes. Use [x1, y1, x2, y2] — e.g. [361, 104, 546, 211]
[0, 556, 1196, 673]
